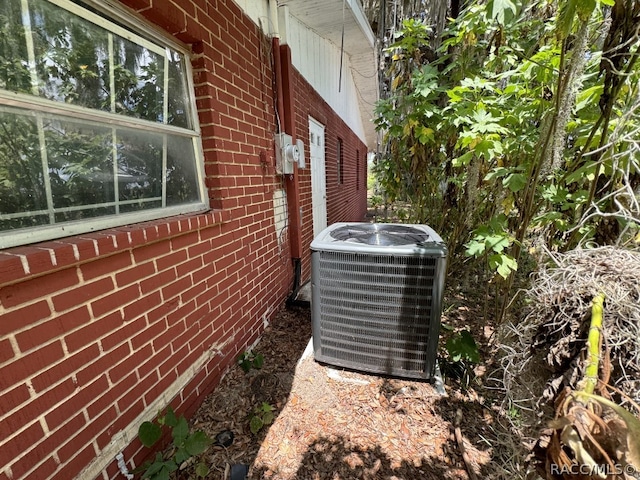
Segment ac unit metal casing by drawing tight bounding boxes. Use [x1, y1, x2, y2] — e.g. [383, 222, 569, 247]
[311, 223, 447, 380]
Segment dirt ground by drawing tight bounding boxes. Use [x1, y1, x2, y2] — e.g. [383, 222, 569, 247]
[178, 273, 516, 480]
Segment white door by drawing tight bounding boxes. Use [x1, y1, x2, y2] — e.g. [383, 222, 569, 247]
[309, 117, 327, 239]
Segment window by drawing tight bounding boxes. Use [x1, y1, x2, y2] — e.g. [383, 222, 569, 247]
[356, 149, 360, 190]
[0, 0, 207, 248]
[337, 138, 343, 184]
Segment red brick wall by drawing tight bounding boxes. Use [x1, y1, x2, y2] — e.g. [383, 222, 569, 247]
[293, 70, 369, 281]
[0, 0, 368, 479]
[0, 210, 293, 480]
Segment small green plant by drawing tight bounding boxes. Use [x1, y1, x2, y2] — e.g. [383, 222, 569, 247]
[249, 402, 274, 434]
[441, 330, 481, 388]
[238, 351, 264, 373]
[137, 406, 212, 480]
[446, 330, 480, 364]
[465, 216, 518, 280]
[506, 404, 522, 426]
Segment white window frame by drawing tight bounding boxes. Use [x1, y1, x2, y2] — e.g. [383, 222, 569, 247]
[0, 0, 208, 250]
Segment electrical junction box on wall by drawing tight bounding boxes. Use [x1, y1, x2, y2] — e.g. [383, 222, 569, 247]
[296, 139, 305, 169]
[275, 133, 305, 174]
[275, 133, 301, 174]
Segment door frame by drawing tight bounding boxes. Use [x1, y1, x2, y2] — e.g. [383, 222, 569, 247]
[308, 116, 327, 239]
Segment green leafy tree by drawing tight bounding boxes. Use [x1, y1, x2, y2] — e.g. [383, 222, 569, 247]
[376, 0, 640, 318]
[374, 0, 640, 318]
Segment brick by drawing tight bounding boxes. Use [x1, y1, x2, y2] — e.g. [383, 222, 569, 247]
[91, 406, 119, 450]
[214, 254, 235, 272]
[115, 262, 155, 287]
[180, 281, 207, 304]
[65, 311, 123, 353]
[16, 306, 90, 353]
[0, 253, 27, 285]
[56, 417, 102, 464]
[12, 457, 57, 480]
[2, 421, 44, 462]
[91, 284, 140, 317]
[192, 263, 217, 285]
[0, 269, 78, 309]
[0, 338, 15, 364]
[187, 321, 212, 352]
[154, 322, 185, 359]
[0, 3, 374, 477]
[108, 344, 151, 383]
[144, 295, 175, 324]
[161, 276, 192, 301]
[13, 246, 57, 275]
[31, 344, 100, 392]
[58, 376, 110, 431]
[0, 383, 30, 417]
[116, 371, 157, 413]
[133, 241, 171, 264]
[170, 232, 200, 251]
[166, 300, 195, 327]
[31, 412, 84, 469]
[80, 233, 119, 256]
[52, 443, 95, 480]
[176, 257, 204, 279]
[140, 267, 176, 294]
[137, 312, 170, 346]
[119, 0, 150, 9]
[144, 1, 186, 33]
[52, 277, 114, 313]
[136, 345, 160, 378]
[125, 439, 149, 474]
[144, 370, 177, 406]
[101, 316, 146, 352]
[1, 379, 75, 441]
[156, 249, 188, 272]
[80, 252, 132, 281]
[76, 343, 130, 386]
[109, 398, 144, 436]
[0, 341, 64, 390]
[85, 375, 119, 419]
[175, 348, 200, 377]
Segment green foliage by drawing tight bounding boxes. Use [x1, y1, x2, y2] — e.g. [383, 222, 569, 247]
[465, 216, 518, 279]
[374, 0, 640, 317]
[238, 351, 264, 373]
[136, 406, 212, 480]
[446, 330, 480, 364]
[249, 402, 275, 435]
[486, 0, 517, 24]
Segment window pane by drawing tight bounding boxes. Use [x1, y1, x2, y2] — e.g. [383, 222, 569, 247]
[30, 0, 110, 110]
[0, 214, 49, 230]
[167, 50, 192, 128]
[0, 0, 32, 94]
[0, 108, 47, 220]
[46, 119, 114, 210]
[112, 36, 165, 122]
[116, 129, 162, 206]
[167, 136, 199, 205]
[55, 206, 115, 223]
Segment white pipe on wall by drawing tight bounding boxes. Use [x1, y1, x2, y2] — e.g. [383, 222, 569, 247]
[268, 0, 279, 37]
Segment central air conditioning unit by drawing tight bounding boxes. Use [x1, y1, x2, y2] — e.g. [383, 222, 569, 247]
[310, 223, 447, 380]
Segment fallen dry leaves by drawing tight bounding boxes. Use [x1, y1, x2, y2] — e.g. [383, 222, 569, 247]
[178, 304, 501, 480]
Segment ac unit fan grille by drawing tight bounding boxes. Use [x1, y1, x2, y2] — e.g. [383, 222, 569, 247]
[315, 251, 441, 378]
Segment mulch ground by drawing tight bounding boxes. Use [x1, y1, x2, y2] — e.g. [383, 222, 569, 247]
[179, 275, 510, 480]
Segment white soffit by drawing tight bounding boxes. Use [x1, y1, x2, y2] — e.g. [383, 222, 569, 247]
[278, 0, 378, 149]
